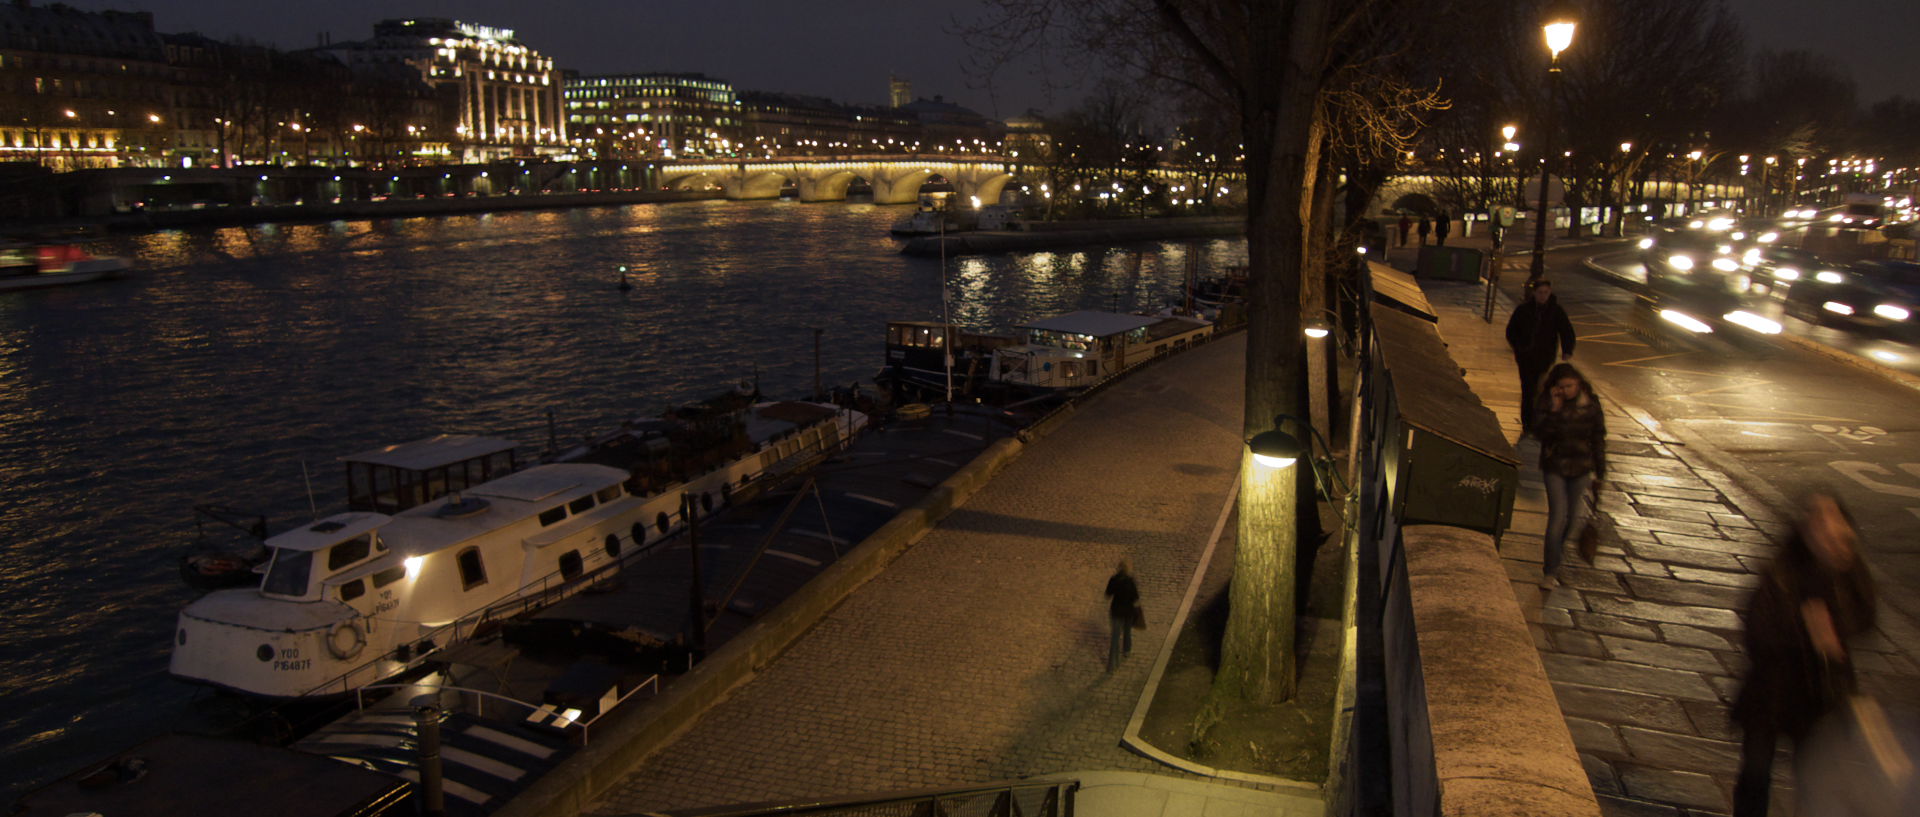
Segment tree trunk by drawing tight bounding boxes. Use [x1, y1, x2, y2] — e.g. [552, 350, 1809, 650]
[1213, 0, 1330, 708]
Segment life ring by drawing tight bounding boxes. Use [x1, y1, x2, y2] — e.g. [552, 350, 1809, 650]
[326, 617, 367, 661]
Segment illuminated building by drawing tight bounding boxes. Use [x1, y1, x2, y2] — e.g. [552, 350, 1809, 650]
[0, 2, 171, 169]
[334, 19, 565, 162]
[564, 73, 739, 159]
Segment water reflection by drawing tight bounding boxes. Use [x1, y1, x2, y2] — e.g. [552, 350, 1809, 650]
[1, 200, 1245, 795]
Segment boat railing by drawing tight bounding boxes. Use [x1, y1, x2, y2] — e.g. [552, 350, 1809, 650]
[346, 677, 661, 745]
[352, 682, 542, 721]
[573, 674, 661, 745]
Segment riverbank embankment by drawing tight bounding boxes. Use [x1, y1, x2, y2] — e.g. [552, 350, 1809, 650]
[900, 216, 1244, 257]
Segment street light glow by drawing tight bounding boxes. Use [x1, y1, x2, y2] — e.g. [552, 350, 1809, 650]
[1543, 21, 1576, 59]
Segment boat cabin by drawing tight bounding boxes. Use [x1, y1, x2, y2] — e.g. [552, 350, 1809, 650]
[880, 321, 1017, 399]
[339, 434, 519, 514]
[991, 310, 1213, 391]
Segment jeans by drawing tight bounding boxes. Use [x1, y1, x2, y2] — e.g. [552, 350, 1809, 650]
[1109, 612, 1133, 671]
[1543, 471, 1594, 576]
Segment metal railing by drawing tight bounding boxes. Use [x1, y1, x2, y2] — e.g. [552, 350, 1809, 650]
[661, 779, 1076, 817]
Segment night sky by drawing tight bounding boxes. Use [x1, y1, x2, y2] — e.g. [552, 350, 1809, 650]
[45, 0, 1920, 117]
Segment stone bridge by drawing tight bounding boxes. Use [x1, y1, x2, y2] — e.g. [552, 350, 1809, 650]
[657, 155, 1017, 204]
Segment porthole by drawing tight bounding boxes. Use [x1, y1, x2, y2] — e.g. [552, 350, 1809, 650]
[605, 533, 621, 558]
[177, 628, 187, 646]
[656, 512, 670, 533]
[256, 644, 274, 662]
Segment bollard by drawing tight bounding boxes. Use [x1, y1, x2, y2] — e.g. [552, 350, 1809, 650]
[413, 694, 445, 817]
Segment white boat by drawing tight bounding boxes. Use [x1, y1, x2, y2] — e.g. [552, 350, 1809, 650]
[989, 310, 1214, 392]
[170, 400, 866, 698]
[0, 241, 130, 291]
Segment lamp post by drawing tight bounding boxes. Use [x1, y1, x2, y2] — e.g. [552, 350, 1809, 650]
[1686, 150, 1704, 214]
[1528, 19, 1577, 283]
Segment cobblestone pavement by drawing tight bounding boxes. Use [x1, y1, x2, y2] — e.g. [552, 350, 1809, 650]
[588, 333, 1250, 815]
[1418, 256, 1920, 817]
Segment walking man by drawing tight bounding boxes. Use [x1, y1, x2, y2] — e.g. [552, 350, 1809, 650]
[1416, 215, 1431, 246]
[1397, 213, 1412, 247]
[1104, 558, 1140, 671]
[1435, 209, 1452, 246]
[1505, 279, 1576, 436]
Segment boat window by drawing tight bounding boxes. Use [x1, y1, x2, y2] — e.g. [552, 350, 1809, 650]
[327, 534, 372, 571]
[456, 547, 487, 590]
[595, 486, 622, 503]
[537, 505, 567, 526]
[339, 579, 366, 602]
[1087, 361, 1099, 377]
[262, 549, 313, 597]
[371, 565, 407, 588]
[568, 494, 596, 514]
[559, 550, 583, 581]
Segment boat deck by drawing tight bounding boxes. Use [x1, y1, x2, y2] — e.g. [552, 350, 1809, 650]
[290, 405, 1019, 815]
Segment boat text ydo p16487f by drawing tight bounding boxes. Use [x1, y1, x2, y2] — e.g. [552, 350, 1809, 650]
[169, 397, 864, 698]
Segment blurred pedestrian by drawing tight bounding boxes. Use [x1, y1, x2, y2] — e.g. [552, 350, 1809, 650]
[1532, 362, 1605, 587]
[1417, 215, 1431, 246]
[1398, 213, 1412, 247]
[1104, 558, 1141, 671]
[1733, 492, 1878, 817]
[1435, 209, 1452, 246]
[1505, 279, 1577, 436]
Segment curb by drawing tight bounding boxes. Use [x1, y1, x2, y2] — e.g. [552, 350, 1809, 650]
[1115, 479, 1321, 793]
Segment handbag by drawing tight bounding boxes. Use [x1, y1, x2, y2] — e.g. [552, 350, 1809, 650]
[1577, 483, 1606, 564]
[1130, 605, 1146, 630]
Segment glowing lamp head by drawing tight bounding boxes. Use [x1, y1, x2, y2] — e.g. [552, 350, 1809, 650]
[404, 555, 424, 580]
[1248, 429, 1302, 469]
[1502, 125, 1518, 141]
[1543, 21, 1577, 58]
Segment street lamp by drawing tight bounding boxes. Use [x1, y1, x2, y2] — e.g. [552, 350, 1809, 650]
[1686, 150, 1704, 214]
[1528, 18, 1577, 282]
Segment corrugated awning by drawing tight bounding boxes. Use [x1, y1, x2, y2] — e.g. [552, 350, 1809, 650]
[1369, 262, 1439, 322]
[1371, 303, 1517, 466]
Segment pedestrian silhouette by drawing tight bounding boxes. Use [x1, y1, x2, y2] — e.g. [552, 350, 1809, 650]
[1531, 362, 1605, 587]
[1732, 492, 1877, 817]
[1417, 215, 1431, 246]
[1435, 209, 1451, 246]
[1505, 278, 1576, 436]
[1104, 558, 1141, 672]
[1398, 213, 1412, 247]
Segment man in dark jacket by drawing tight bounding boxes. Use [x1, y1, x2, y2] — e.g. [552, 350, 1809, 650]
[1434, 209, 1451, 246]
[1505, 279, 1576, 435]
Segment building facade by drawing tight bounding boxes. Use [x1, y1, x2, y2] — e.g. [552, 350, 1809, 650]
[333, 19, 565, 162]
[738, 91, 919, 156]
[0, 2, 175, 169]
[564, 72, 739, 159]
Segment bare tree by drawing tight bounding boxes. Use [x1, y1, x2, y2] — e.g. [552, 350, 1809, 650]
[968, 0, 1433, 705]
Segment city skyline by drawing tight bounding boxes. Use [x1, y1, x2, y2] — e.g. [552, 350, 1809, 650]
[40, 0, 1920, 119]
[45, 0, 1076, 119]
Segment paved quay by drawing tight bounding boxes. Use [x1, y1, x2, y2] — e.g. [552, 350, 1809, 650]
[586, 331, 1320, 817]
[1399, 236, 1920, 817]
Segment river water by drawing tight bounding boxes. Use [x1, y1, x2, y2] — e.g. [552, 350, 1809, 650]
[0, 198, 1245, 794]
